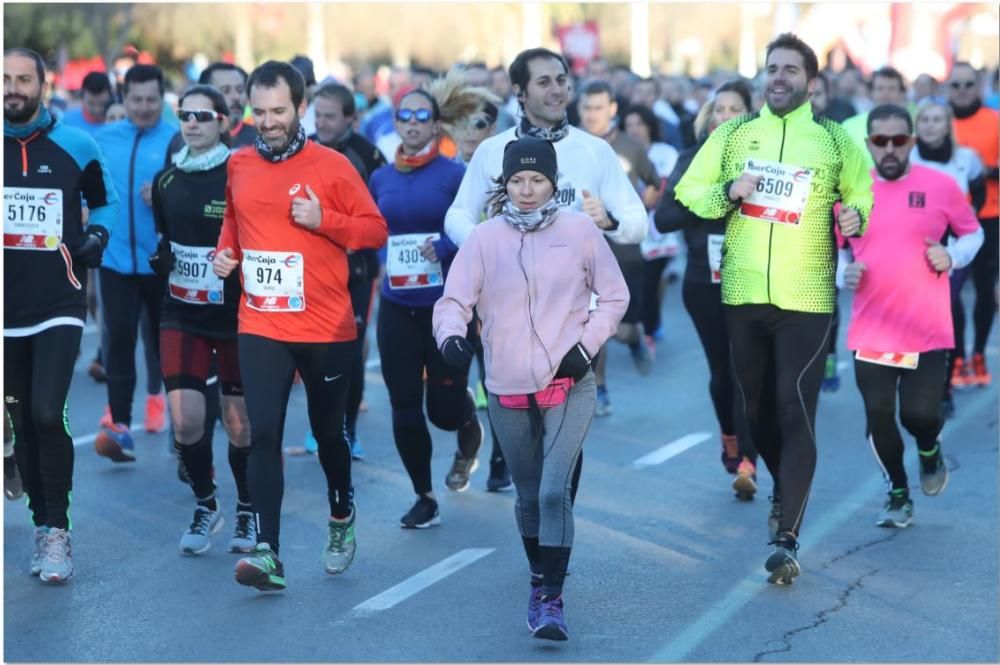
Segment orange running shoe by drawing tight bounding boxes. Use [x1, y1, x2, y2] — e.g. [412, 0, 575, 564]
[951, 357, 972, 389]
[721, 434, 740, 474]
[971, 353, 992, 386]
[99, 406, 113, 429]
[145, 394, 166, 433]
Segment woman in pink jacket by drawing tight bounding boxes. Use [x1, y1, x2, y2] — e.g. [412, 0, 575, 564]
[433, 136, 628, 641]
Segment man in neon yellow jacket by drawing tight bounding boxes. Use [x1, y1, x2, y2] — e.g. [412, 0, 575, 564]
[675, 33, 873, 586]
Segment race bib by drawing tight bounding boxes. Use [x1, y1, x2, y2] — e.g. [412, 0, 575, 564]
[708, 234, 724, 284]
[855, 350, 920, 370]
[4, 187, 63, 250]
[641, 221, 680, 260]
[740, 159, 812, 226]
[386, 233, 443, 290]
[169, 243, 225, 305]
[242, 250, 305, 312]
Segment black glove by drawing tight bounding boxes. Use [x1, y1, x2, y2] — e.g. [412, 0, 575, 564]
[71, 225, 108, 270]
[148, 248, 176, 277]
[440, 335, 474, 372]
[556, 343, 592, 381]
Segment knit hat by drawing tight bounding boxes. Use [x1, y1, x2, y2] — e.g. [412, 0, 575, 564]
[502, 136, 558, 189]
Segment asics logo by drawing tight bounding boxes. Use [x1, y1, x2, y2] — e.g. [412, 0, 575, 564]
[289, 184, 301, 196]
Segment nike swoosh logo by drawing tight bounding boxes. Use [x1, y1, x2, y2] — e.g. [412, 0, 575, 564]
[324, 374, 343, 382]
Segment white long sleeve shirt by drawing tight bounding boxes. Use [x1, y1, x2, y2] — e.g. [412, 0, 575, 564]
[443, 125, 648, 247]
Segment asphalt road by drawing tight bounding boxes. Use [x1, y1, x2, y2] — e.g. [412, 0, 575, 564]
[4, 284, 998, 662]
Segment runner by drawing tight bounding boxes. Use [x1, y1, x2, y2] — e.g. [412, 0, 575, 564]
[148, 84, 255, 554]
[674, 34, 874, 584]
[166, 62, 257, 160]
[434, 136, 628, 640]
[838, 103, 983, 527]
[370, 83, 484, 526]
[4, 47, 119, 582]
[213, 61, 387, 591]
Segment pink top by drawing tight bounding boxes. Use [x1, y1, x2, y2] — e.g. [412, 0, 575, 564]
[433, 210, 629, 395]
[842, 165, 981, 353]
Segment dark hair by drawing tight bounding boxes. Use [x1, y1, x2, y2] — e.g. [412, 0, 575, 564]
[814, 70, 831, 95]
[765, 33, 819, 80]
[198, 62, 248, 86]
[618, 104, 661, 143]
[289, 55, 316, 87]
[4, 47, 46, 83]
[179, 84, 229, 117]
[950, 61, 976, 77]
[411, 66, 437, 80]
[398, 88, 441, 120]
[867, 103, 913, 135]
[581, 80, 615, 101]
[81, 71, 112, 96]
[123, 64, 164, 97]
[715, 79, 753, 113]
[314, 82, 357, 117]
[247, 60, 306, 109]
[870, 66, 906, 92]
[508, 48, 569, 92]
[635, 76, 661, 96]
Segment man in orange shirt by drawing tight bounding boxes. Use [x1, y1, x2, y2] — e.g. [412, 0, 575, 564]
[948, 62, 999, 387]
[214, 61, 387, 592]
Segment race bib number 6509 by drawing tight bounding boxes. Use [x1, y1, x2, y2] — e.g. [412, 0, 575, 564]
[740, 159, 812, 226]
[242, 249, 305, 312]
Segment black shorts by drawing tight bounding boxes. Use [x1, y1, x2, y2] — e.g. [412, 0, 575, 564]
[160, 328, 242, 396]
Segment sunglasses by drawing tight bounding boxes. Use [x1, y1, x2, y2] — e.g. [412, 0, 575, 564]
[949, 81, 976, 90]
[472, 118, 491, 130]
[179, 109, 224, 123]
[395, 108, 433, 123]
[868, 134, 912, 147]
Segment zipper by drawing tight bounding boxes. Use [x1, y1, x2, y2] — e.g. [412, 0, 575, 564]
[128, 129, 144, 274]
[767, 118, 787, 304]
[16, 131, 41, 177]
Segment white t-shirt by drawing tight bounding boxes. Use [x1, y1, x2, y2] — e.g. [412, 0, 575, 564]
[647, 142, 679, 179]
[444, 125, 648, 247]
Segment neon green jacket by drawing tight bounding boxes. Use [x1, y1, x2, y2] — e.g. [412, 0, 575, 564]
[675, 101, 873, 314]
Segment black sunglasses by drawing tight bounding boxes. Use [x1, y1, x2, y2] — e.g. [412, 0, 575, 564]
[949, 80, 976, 90]
[179, 109, 224, 123]
[868, 134, 912, 147]
[395, 108, 433, 123]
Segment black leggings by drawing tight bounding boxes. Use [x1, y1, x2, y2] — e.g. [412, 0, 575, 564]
[238, 334, 354, 555]
[377, 298, 476, 495]
[99, 268, 165, 425]
[346, 277, 376, 438]
[641, 257, 669, 335]
[855, 350, 946, 491]
[4, 325, 83, 530]
[682, 281, 759, 462]
[725, 305, 831, 539]
[951, 216, 999, 359]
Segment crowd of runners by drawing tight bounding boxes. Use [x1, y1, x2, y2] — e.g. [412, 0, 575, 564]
[4, 31, 998, 641]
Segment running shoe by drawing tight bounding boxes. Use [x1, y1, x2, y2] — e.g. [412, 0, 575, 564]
[99, 405, 113, 429]
[303, 429, 318, 454]
[486, 456, 513, 492]
[971, 352, 991, 386]
[595, 385, 612, 417]
[821, 354, 840, 392]
[526, 582, 544, 632]
[235, 543, 285, 591]
[323, 509, 357, 575]
[229, 511, 257, 553]
[876, 491, 913, 528]
[39, 528, 73, 584]
[720, 434, 740, 474]
[767, 494, 782, 541]
[474, 381, 489, 410]
[400, 496, 440, 529]
[533, 594, 569, 641]
[643, 334, 657, 362]
[765, 535, 800, 585]
[458, 406, 484, 461]
[5, 453, 23, 500]
[179, 506, 224, 555]
[732, 457, 757, 501]
[348, 431, 365, 461]
[629, 340, 653, 376]
[145, 393, 167, 434]
[920, 446, 949, 496]
[30, 526, 48, 576]
[445, 452, 480, 492]
[951, 357, 972, 389]
[88, 358, 106, 383]
[94, 423, 135, 463]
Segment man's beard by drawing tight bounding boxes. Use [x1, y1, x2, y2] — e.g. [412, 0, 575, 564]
[4, 93, 41, 124]
[875, 155, 908, 181]
[264, 116, 300, 152]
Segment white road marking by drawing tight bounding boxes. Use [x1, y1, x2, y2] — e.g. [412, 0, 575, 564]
[632, 432, 712, 469]
[353, 548, 494, 615]
[72, 425, 143, 447]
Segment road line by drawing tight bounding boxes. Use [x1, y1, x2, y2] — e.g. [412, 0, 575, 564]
[72, 425, 143, 447]
[353, 548, 494, 615]
[632, 432, 712, 469]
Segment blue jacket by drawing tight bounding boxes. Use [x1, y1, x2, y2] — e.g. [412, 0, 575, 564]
[369, 155, 464, 308]
[94, 118, 175, 275]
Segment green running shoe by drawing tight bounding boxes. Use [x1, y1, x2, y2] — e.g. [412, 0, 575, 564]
[235, 543, 286, 591]
[323, 509, 357, 575]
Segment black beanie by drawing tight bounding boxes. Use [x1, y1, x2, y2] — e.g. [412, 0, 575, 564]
[502, 137, 558, 190]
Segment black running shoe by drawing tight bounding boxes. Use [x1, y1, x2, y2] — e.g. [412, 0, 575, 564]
[765, 535, 800, 585]
[400, 496, 441, 529]
[486, 456, 513, 492]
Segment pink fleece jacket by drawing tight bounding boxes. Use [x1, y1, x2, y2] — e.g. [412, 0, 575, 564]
[433, 210, 629, 395]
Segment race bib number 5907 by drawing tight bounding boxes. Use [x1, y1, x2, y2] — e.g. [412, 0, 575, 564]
[739, 159, 812, 226]
[242, 250, 305, 312]
[4, 187, 63, 250]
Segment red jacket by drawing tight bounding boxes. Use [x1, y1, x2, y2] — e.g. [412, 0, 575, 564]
[217, 141, 387, 343]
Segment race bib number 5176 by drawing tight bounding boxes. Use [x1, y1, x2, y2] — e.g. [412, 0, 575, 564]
[4, 187, 63, 250]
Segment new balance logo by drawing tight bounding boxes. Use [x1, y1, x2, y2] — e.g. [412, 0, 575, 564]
[263, 297, 277, 306]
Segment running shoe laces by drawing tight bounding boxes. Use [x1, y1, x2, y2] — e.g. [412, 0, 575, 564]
[188, 508, 215, 536]
[233, 512, 254, 540]
[45, 529, 70, 564]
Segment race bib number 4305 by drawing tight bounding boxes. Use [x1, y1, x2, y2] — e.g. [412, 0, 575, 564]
[387, 233, 442, 290]
[739, 159, 812, 226]
[242, 250, 305, 312]
[4, 187, 63, 250]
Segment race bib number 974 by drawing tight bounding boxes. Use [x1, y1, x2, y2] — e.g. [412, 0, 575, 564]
[740, 159, 812, 226]
[242, 250, 305, 312]
[4, 187, 63, 250]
